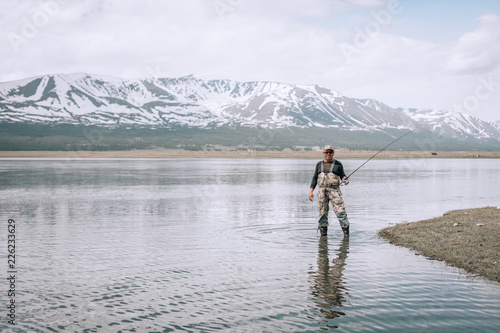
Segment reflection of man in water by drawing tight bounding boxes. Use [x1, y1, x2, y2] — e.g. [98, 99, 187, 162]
[309, 145, 350, 237]
[307, 238, 349, 325]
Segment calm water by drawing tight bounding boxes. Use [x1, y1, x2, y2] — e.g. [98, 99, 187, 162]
[1, 157, 499, 332]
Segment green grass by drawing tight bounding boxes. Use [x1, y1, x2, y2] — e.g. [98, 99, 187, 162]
[2, 123, 500, 151]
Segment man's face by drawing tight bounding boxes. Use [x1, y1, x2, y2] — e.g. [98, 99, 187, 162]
[323, 150, 334, 161]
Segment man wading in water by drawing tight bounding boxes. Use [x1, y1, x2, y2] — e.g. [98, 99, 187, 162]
[309, 145, 350, 237]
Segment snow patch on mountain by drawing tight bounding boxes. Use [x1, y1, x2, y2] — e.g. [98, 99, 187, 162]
[402, 108, 499, 140]
[491, 120, 500, 132]
[1, 73, 499, 142]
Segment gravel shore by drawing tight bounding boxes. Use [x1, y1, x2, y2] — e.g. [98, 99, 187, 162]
[379, 207, 500, 283]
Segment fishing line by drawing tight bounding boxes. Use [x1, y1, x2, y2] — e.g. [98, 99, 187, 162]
[343, 130, 414, 185]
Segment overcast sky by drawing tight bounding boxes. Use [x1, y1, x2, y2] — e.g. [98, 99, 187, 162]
[1, 0, 499, 121]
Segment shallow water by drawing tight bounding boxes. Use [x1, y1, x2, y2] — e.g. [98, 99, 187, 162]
[1, 157, 499, 332]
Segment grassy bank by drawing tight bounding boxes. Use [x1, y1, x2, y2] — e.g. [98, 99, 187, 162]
[379, 207, 500, 282]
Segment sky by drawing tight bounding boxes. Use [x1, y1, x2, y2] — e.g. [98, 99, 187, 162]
[1, 0, 500, 121]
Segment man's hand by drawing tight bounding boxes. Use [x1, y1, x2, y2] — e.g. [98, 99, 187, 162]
[308, 188, 314, 201]
[341, 176, 348, 184]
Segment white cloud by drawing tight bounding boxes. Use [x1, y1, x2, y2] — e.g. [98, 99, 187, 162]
[0, 0, 499, 121]
[347, 0, 385, 7]
[444, 13, 500, 75]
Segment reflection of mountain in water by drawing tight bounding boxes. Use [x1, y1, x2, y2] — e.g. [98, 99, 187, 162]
[307, 238, 350, 328]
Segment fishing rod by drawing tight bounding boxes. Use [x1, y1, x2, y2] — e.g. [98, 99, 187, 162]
[342, 130, 414, 185]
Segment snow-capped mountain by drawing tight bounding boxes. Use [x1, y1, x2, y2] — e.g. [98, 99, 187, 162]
[401, 108, 500, 141]
[491, 120, 500, 132]
[1, 73, 499, 143]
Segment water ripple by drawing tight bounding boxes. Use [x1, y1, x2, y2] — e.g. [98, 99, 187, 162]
[1, 158, 500, 332]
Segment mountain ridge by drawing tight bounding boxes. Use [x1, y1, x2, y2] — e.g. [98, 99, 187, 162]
[1, 73, 499, 150]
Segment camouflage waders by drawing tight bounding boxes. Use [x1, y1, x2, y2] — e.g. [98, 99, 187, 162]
[317, 161, 350, 229]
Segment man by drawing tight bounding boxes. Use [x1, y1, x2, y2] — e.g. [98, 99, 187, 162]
[309, 145, 350, 237]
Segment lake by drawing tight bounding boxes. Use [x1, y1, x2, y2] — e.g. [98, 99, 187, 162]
[1, 157, 499, 332]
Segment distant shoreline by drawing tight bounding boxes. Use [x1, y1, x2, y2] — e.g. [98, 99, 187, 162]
[0, 150, 499, 159]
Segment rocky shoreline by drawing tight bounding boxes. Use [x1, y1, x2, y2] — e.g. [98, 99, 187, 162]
[379, 207, 500, 283]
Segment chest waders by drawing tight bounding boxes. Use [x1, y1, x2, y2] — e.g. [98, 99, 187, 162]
[317, 160, 350, 237]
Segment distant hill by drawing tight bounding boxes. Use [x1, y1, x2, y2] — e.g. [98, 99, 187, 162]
[1, 73, 499, 151]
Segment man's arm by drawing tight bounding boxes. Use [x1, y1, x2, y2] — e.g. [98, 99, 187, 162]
[337, 161, 349, 183]
[310, 162, 320, 189]
[336, 160, 346, 178]
[309, 162, 320, 201]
